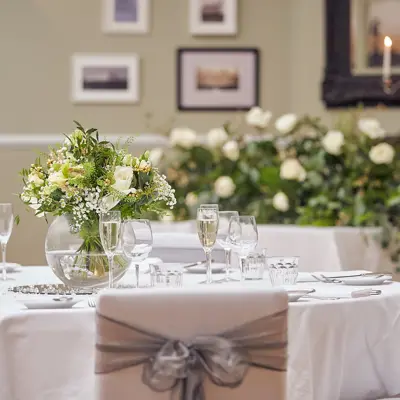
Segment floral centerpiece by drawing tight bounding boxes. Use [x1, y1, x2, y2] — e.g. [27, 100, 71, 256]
[20, 122, 176, 287]
[152, 109, 399, 267]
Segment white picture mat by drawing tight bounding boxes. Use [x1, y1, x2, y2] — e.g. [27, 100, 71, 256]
[71, 54, 140, 104]
[189, 0, 237, 35]
[102, 0, 150, 34]
[180, 51, 257, 108]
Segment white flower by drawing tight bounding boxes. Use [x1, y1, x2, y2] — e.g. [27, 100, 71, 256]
[280, 158, 306, 181]
[322, 130, 344, 155]
[275, 114, 298, 135]
[28, 198, 44, 218]
[48, 171, 67, 187]
[214, 176, 236, 198]
[28, 173, 44, 187]
[122, 154, 133, 166]
[222, 140, 240, 161]
[358, 118, 385, 139]
[369, 143, 395, 164]
[149, 148, 163, 166]
[185, 192, 198, 207]
[245, 107, 272, 128]
[169, 127, 197, 149]
[138, 160, 150, 171]
[272, 192, 289, 212]
[161, 212, 174, 222]
[112, 166, 133, 192]
[207, 128, 228, 148]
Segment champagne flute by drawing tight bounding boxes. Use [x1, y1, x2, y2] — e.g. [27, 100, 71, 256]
[228, 216, 258, 281]
[216, 210, 239, 283]
[99, 211, 122, 289]
[197, 207, 219, 284]
[0, 203, 14, 281]
[121, 219, 153, 288]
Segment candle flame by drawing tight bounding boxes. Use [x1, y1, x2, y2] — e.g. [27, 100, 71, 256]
[384, 36, 392, 47]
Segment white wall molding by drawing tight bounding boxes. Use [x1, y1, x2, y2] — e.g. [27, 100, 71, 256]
[0, 133, 169, 149]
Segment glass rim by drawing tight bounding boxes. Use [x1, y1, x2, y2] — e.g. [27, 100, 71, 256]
[266, 256, 300, 260]
[218, 210, 239, 215]
[123, 218, 150, 222]
[199, 204, 219, 207]
[0, 203, 13, 207]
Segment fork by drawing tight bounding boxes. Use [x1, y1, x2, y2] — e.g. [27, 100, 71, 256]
[88, 297, 96, 308]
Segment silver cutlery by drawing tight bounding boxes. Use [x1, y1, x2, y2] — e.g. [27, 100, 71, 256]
[183, 260, 214, 269]
[88, 297, 96, 308]
[53, 296, 74, 302]
[321, 273, 386, 279]
[351, 289, 381, 297]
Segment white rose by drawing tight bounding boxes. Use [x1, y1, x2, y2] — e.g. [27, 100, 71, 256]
[28, 197, 44, 218]
[245, 107, 272, 129]
[149, 148, 163, 166]
[170, 127, 197, 149]
[48, 171, 67, 187]
[275, 114, 298, 135]
[112, 166, 134, 192]
[369, 143, 395, 164]
[358, 118, 385, 139]
[280, 158, 306, 181]
[28, 173, 44, 187]
[161, 212, 174, 222]
[214, 176, 236, 198]
[222, 140, 240, 161]
[322, 130, 344, 155]
[185, 192, 198, 207]
[207, 128, 228, 148]
[272, 192, 289, 212]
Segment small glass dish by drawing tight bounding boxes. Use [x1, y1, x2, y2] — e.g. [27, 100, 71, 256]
[243, 252, 265, 280]
[267, 257, 299, 286]
[149, 264, 183, 288]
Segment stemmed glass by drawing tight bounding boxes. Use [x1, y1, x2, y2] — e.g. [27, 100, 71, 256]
[228, 216, 258, 281]
[196, 207, 219, 284]
[99, 211, 122, 289]
[121, 219, 153, 288]
[0, 203, 14, 281]
[216, 210, 239, 283]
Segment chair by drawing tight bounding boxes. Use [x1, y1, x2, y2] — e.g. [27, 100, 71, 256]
[95, 286, 288, 400]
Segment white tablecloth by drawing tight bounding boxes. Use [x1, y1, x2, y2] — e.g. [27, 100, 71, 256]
[150, 222, 393, 272]
[1, 266, 400, 400]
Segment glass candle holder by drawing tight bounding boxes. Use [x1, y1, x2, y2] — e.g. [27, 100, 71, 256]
[242, 252, 265, 280]
[149, 264, 183, 288]
[267, 256, 299, 286]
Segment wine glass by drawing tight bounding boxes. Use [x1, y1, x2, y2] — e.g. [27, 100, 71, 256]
[196, 207, 219, 284]
[216, 210, 239, 283]
[0, 203, 14, 281]
[121, 219, 153, 288]
[228, 216, 258, 281]
[99, 211, 122, 289]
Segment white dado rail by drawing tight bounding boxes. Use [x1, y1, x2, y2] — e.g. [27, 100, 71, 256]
[0, 133, 169, 149]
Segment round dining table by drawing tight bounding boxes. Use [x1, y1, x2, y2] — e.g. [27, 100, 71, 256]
[0, 265, 400, 400]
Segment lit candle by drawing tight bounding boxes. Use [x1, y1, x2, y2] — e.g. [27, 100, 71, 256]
[383, 36, 392, 81]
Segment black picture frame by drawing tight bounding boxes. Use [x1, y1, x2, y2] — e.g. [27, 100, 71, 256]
[323, 0, 400, 108]
[176, 47, 260, 111]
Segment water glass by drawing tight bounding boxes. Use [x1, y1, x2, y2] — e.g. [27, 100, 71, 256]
[99, 211, 122, 289]
[121, 219, 153, 288]
[0, 203, 13, 282]
[267, 257, 299, 286]
[150, 264, 183, 288]
[243, 252, 265, 280]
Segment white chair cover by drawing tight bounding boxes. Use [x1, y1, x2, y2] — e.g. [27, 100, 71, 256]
[95, 287, 288, 400]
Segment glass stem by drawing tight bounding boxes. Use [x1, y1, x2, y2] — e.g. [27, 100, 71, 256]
[108, 254, 114, 289]
[239, 256, 247, 282]
[224, 248, 231, 280]
[205, 249, 213, 284]
[1, 243, 6, 281]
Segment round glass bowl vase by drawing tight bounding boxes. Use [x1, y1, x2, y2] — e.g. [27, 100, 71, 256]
[45, 215, 129, 289]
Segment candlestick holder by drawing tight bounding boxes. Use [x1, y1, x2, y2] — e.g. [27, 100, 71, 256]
[382, 77, 400, 94]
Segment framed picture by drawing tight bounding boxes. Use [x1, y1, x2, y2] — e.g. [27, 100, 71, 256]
[102, 0, 150, 34]
[71, 54, 140, 104]
[177, 48, 259, 111]
[189, 0, 237, 36]
[323, 0, 400, 108]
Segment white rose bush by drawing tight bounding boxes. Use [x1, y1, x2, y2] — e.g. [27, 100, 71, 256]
[20, 121, 176, 275]
[156, 110, 399, 264]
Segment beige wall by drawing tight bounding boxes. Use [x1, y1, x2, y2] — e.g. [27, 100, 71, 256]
[0, 0, 398, 265]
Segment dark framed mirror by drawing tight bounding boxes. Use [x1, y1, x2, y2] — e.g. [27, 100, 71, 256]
[323, 0, 400, 108]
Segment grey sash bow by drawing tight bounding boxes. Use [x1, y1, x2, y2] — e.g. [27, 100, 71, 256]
[95, 309, 287, 400]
